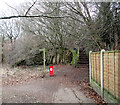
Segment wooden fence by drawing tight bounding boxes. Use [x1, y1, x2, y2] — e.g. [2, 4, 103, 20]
[89, 50, 120, 103]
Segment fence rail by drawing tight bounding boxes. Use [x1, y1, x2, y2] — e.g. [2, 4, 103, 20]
[89, 50, 120, 103]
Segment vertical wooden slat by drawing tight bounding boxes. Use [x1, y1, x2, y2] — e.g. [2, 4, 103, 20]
[113, 52, 115, 97]
[94, 53, 96, 81]
[90, 51, 120, 101]
[99, 53, 101, 84]
[103, 52, 109, 91]
[92, 54, 94, 79]
[97, 53, 99, 83]
[91, 54, 92, 79]
[118, 52, 120, 100]
[108, 52, 110, 93]
[114, 52, 118, 99]
[96, 53, 98, 83]
[98, 53, 100, 84]
[95, 53, 97, 82]
[93, 53, 95, 80]
[92, 54, 94, 80]
[107, 53, 109, 91]
[108, 52, 115, 96]
[106, 52, 109, 91]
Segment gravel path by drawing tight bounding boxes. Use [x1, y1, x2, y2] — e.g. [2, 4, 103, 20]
[2, 64, 95, 103]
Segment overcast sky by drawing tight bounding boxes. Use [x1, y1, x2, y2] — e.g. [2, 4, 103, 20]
[0, 0, 31, 16]
[0, 0, 118, 17]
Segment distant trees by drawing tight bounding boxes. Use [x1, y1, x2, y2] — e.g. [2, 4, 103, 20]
[0, 1, 119, 66]
[2, 19, 21, 43]
[95, 2, 120, 50]
[20, 2, 77, 64]
[65, 2, 120, 51]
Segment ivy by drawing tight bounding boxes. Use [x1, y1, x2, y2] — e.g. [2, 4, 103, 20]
[70, 48, 79, 67]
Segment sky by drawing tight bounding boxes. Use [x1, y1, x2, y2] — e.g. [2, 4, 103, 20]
[0, 0, 31, 16]
[0, 0, 118, 17]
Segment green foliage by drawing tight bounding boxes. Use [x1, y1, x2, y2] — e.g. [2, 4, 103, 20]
[70, 48, 79, 67]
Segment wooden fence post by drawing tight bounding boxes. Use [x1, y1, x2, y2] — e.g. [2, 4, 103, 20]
[89, 51, 92, 84]
[101, 49, 105, 97]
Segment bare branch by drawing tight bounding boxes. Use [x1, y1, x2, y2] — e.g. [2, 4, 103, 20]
[66, 3, 87, 22]
[4, 2, 19, 14]
[25, 0, 37, 16]
[0, 15, 69, 20]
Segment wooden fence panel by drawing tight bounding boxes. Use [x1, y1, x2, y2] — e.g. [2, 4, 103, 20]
[93, 53, 96, 81]
[96, 53, 99, 83]
[94, 53, 97, 82]
[108, 52, 115, 96]
[118, 53, 120, 100]
[114, 52, 119, 99]
[91, 51, 120, 101]
[91, 54, 94, 79]
[103, 52, 109, 91]
[99, 53, 101, 84]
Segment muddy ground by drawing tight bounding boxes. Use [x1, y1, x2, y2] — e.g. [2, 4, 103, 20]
[2, 64, 106, 104]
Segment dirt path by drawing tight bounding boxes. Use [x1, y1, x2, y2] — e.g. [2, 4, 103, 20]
[2, 64, 98, 103]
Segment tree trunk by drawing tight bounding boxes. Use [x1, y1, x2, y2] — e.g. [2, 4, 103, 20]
[1, 35, 4, 64]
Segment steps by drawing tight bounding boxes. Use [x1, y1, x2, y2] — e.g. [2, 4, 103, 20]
[77, 50, 89, 68]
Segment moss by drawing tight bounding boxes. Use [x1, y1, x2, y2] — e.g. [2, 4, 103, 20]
[91, 79, 101, 91]
[91, 79, 120, 104]
[103, 90, 120, 104]
[91, 52, 101, 54]
[70, 48, 79, 67]
[91, 50, 120, 54]
[104, 50, 120, 53]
